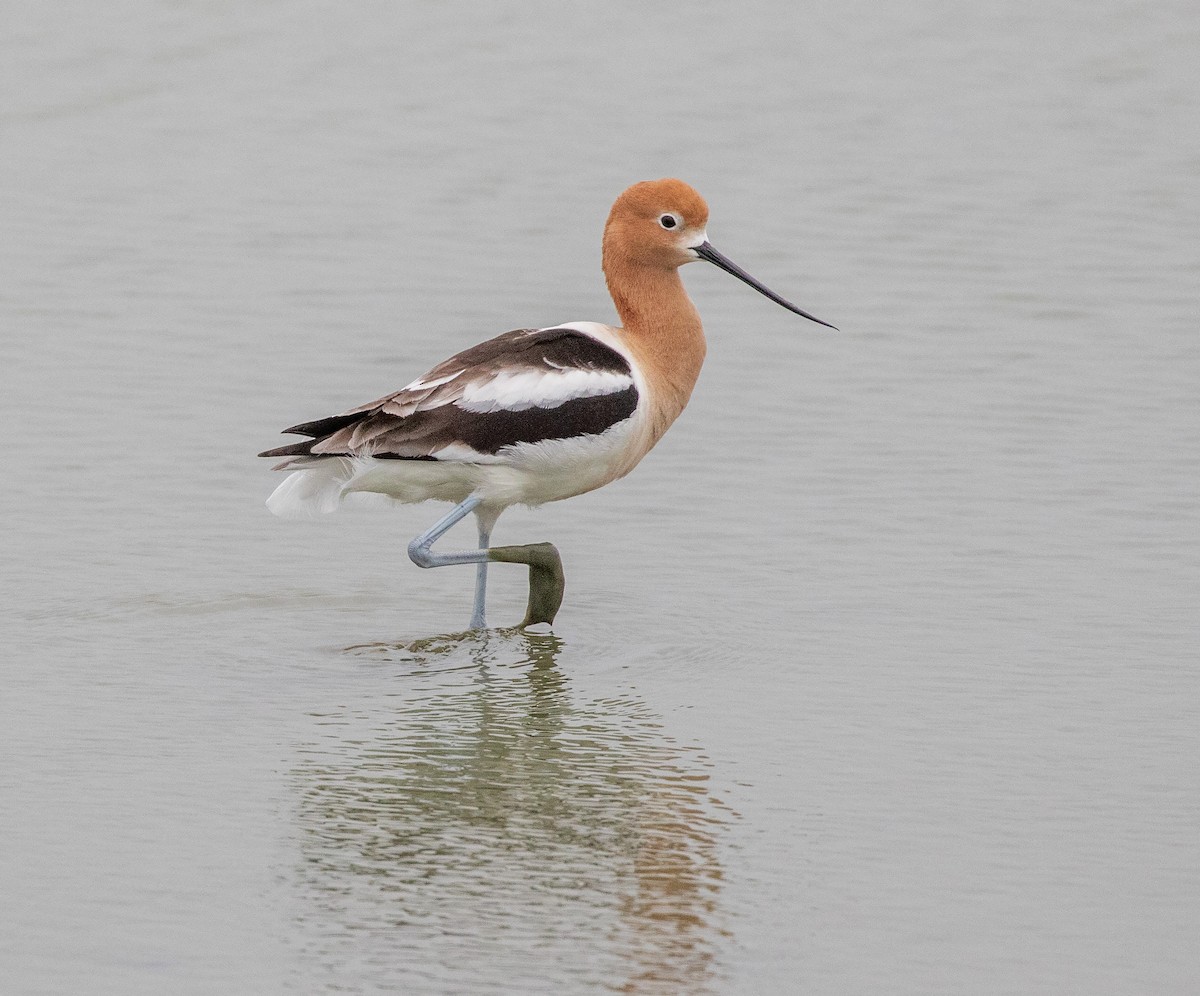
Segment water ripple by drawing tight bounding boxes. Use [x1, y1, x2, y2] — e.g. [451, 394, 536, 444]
[289, 631, 732, 993]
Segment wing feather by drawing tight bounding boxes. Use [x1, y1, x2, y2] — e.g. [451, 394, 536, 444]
[259, 327, 639, 462]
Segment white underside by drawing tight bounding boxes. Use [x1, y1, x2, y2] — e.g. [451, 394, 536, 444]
[265, 415, 647, 519]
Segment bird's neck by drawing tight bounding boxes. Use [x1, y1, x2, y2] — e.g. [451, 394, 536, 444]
[604, 260, 708, 438]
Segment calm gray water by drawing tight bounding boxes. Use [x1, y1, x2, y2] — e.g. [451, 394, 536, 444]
[3, 2, 1198, 993]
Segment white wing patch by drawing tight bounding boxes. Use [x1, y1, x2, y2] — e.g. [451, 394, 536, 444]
[427, 441, 506, 463]
[456, 368, 635, 413]
[402, 369, 463, 392]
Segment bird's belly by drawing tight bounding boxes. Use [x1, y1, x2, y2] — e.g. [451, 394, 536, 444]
[343, 416, 648, 509]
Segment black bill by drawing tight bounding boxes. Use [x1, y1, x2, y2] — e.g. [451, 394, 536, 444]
[693, 241, 837, 330]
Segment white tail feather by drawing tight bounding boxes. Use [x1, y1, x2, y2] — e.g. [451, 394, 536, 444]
[265, 459, 352, 518]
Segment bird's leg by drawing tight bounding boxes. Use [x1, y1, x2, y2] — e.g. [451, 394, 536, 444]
[408, 495, 491, 629]
[407, 496, 563, 629]
[471, 519, 491, 630]
[407, 495, 486, 568]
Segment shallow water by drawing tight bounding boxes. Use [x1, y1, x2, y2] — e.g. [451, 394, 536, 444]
[3, 1, 1198, 993]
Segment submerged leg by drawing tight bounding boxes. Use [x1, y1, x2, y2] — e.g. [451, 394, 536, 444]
[407, 496, 564, 629]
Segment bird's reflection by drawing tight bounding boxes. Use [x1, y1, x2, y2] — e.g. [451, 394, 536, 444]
[290, 630, 730, 993]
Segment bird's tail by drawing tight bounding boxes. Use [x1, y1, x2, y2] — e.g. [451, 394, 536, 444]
[264, 457, 353, 518]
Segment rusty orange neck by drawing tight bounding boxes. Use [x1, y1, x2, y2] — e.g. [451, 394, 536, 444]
[603, 256, 708, 441]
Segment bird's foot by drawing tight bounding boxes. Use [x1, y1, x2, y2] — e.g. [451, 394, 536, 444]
[487, 542, 565, 627]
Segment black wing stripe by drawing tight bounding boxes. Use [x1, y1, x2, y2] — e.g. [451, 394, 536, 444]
[372, 385, 639, 457]
[425, 327, 632, 379]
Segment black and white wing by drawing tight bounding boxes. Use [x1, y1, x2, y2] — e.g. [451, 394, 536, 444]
[259, 327, 639, 463]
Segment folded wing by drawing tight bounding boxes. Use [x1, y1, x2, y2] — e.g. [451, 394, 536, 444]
[259, 327, 639, 463]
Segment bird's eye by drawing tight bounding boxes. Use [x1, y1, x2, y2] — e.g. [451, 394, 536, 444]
[658, 213, 679, 230]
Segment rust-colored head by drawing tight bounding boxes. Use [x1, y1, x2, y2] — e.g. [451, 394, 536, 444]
[602, 178, 711, 271]
[602, 178, 838, 331]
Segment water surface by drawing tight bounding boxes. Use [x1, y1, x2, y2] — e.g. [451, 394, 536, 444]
[3, 1, 1198, 993]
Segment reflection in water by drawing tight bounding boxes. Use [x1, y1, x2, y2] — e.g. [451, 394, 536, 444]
[291, 631, 730, 994]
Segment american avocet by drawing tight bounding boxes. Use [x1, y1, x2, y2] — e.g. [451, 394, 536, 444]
[260, 178, 835, 630]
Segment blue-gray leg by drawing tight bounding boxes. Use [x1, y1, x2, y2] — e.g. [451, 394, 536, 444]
[407, 495, 492, 629]
[407, 494, 565, 629]
[471, 521, 491, 630]
[407, 495, 485, 568]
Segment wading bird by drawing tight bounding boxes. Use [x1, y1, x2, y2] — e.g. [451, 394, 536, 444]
[260, 179, 835, 629]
